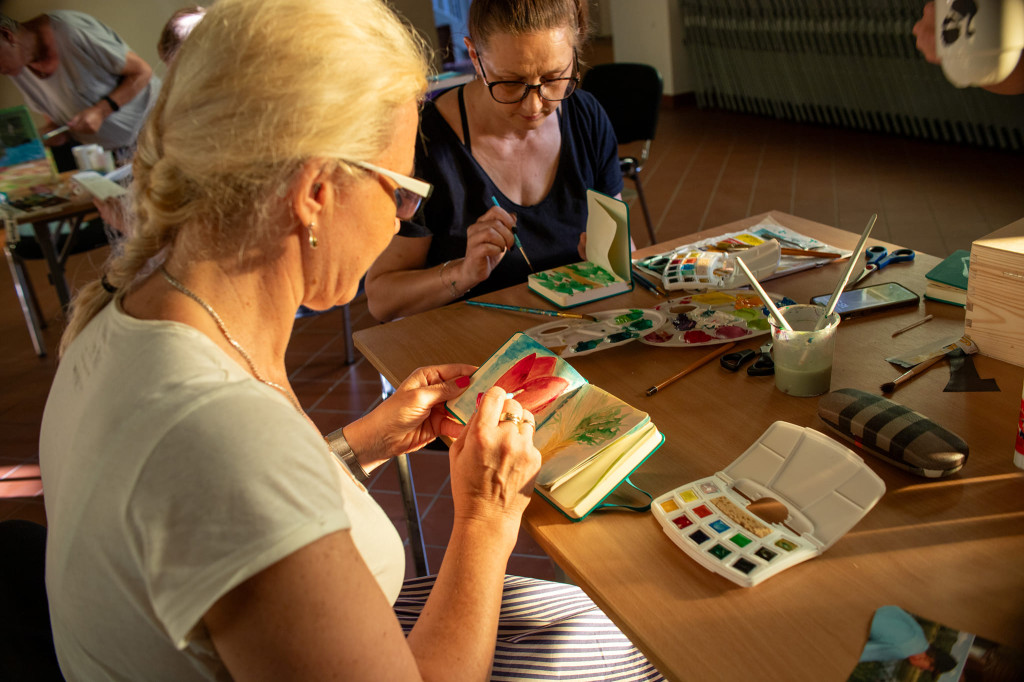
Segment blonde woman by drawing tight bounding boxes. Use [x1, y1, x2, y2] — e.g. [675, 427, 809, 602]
[40, 0, 662, 679]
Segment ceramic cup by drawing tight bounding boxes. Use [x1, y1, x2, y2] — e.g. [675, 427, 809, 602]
[769, 304, 840, 397]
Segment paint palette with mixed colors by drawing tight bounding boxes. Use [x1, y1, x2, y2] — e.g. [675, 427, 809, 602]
[639, 289, 796, 347]
[652, 422, 885, 587]
[524, 308, 668, 358]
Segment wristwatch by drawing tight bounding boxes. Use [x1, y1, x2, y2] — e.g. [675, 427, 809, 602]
[325, 428, 369, 482]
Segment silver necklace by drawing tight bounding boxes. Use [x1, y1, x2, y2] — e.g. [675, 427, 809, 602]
[159, 266, 304, 415]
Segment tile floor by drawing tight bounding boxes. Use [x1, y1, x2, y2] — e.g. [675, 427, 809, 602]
[3, 71, 1023, 583]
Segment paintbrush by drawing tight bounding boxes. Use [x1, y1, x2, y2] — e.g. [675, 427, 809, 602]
[41, 125, 69, 141]
[646, 342, 737, 396]
[631, 269, 669, 297]
[780, 248, 843, 259]
[880, 334, 978, 393]
[491, 196, 534, 273]
[816, 213, 877, 330]
[465, 300, 598, 321]
[880, 354, 945, 394]
[735, 257, 792, 331]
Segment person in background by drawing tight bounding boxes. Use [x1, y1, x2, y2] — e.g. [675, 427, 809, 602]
[92, 5, 207, 235]
[912, 0, 1024, 94]
[364, 0, 623, 322]
[156, 5, 206, 66]
[0, 9, 160, 165]
[39, 0, 664, 679]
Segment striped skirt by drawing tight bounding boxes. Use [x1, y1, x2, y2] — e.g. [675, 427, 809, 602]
[394, 574, 665, 681]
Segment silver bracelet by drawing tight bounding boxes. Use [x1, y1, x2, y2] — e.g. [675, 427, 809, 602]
[325, 429, 369, 482]
[439, 259, 461, 298]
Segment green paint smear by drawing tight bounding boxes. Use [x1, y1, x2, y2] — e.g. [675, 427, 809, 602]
[746, 318, 770, 330]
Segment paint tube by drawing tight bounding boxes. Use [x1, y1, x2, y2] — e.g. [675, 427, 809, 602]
[1015, 380, 1024, 470]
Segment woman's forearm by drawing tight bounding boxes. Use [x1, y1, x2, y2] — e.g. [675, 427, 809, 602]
[366, 259, 471, 322]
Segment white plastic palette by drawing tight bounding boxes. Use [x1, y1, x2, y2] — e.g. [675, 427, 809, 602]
[524, 308, 668, 357]
[652, 422, 885, 587]
[639, 289, 795, 347]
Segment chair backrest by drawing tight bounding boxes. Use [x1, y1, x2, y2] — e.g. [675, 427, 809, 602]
[581, 63, 663, 146]
[0, 519, 65, 681]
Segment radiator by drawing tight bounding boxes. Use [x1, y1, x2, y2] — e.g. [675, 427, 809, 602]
[680, 0, 1024, 150]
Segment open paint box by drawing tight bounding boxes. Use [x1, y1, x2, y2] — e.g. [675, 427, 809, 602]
[652, 422, 885, 587]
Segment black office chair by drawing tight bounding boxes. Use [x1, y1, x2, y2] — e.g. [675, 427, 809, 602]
[581, 63, 663, 245]
[0, 520, 65, 681]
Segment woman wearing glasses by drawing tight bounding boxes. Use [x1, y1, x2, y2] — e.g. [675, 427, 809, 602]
[40, 0, 662, 679]
[365, 0, 623, 321]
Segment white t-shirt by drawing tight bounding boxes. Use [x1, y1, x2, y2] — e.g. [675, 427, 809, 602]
[12, 11, 160, 150]
[40, 300, 404, 681]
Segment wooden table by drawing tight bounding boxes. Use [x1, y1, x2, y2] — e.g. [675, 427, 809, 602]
[3, 174, 98, 355]
[354, 211, 1024, 681]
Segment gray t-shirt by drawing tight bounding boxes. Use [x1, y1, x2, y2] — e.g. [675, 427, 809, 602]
[12, 10, 160, 150]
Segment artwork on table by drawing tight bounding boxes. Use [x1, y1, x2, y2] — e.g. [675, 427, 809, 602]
[0, 105, 57, 193]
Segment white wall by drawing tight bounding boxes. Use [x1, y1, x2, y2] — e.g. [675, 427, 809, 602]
[607, 0, 691, 95]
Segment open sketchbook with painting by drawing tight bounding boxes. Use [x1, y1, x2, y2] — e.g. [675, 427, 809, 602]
[446, 332, 663, 521]
[0, 105, 58, 193]
[527, 190, 633, 308]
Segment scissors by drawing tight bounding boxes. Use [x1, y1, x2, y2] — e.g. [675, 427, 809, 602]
[853, 246, 915, 285]
[720, 341, 774, 376]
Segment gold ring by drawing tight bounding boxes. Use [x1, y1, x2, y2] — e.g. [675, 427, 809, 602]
[499, 412, 523, 426]
[523, 418, 536, 428]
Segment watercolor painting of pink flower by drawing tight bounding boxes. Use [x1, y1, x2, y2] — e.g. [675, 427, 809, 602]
[477, 352, 569, 413]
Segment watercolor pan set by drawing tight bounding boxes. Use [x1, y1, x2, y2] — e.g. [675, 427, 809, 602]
[640, 289, 796, 347]
[652, 422, 885, 587]
[633, 217, 850, 292]
[524, 308, 668, 357]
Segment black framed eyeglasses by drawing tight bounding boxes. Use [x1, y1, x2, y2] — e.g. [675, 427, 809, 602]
[476, 49, 579, 104]
[345, 160, 433, 221]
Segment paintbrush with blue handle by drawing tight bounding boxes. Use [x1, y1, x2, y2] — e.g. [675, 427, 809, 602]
[491, 195, 534, 273]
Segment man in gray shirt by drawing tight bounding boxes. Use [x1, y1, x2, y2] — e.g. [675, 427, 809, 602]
[0, 10, 160, 161]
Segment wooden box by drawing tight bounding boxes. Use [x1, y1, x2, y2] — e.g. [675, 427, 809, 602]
[966, 218, 1024, 367]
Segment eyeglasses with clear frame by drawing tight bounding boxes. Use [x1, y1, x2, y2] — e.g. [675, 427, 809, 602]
[346, 160, 433, 221]
[476, 49, 580, 104]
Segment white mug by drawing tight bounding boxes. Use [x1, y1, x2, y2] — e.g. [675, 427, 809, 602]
[936, 0, 1024, 87]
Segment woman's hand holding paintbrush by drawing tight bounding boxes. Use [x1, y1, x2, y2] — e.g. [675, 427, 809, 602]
[457, 203, 523, 290]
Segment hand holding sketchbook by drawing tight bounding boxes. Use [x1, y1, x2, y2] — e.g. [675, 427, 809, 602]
[527, 190, 633, 308]
[446, 332, 664, 520]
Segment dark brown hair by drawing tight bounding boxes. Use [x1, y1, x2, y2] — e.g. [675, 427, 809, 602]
[468, 0, 589, 48]
[156, 5, 206, 65]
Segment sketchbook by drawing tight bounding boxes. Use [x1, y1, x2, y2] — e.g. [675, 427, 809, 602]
[0, 105, 58, 193]
[527, 190, 633, 308]
[632, 216, 850, 291]
[923, 249, 970, 307]
[446, 332, 663, 521]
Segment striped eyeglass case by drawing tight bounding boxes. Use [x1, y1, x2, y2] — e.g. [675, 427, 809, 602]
[817, 388, 968, 478]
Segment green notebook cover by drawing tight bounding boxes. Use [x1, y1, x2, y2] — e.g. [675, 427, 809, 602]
[924, 250, 970, 289]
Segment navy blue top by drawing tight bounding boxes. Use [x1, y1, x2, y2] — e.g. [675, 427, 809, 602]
[399, 87, 623, 297]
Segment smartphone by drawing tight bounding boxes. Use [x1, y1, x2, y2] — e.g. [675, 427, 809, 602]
[809, 282, 919, 318]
